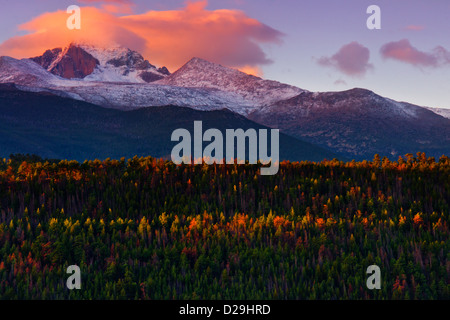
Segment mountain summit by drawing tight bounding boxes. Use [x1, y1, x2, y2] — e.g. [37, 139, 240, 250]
[157, 57, 305, 106]
[31, 43, 170, 83]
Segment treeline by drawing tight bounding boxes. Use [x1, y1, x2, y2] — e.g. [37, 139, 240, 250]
[0, 153, 448, 299]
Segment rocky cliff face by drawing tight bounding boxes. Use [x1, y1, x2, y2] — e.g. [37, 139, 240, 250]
[32, 45, 99, 79]
[31, 48, 62, 70]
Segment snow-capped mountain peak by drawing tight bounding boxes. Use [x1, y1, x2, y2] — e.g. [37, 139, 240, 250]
[157, 57, 306, 106]
[31, 42, 170, 83]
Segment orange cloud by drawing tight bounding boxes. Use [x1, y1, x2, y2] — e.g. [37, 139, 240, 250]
[78, 0, 135, 14]
[0, 8, 143, 58]
[0, 1, 283, 73]
[102, 4, 134, 14]
[238, 65, 263, 77]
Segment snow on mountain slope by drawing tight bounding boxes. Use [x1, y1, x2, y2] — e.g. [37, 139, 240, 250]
[425, 107, 450, 119]
[79, 43, 169, 83]
[253, 88, 421, 120]
[0, 55, 255, 113]
[248, 88, 450, 159]
[0, 51, 284, 114]
[45, 81, 254, 112]
[156, 57, 306, 107]
[0, 56, 62, 86]
[2, 45, 446, 125]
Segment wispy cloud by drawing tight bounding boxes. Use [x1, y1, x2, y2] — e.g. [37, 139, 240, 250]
[334, 79, 347, 86]
[404, 25, 425, 31]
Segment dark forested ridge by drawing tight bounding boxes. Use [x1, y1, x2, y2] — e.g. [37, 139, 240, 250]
[0, 83, 339, 162]
[0, 153, 448, 299]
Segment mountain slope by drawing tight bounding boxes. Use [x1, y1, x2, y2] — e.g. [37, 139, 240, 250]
[1, 45, 450, 161]
[0, 52, 255, 112]
[425, 107, 450, 119]
[249, 88, 450, 160]
[0, 56, 61, 86]
[156, 57, 305, 110]
[0, 83, 339, 162]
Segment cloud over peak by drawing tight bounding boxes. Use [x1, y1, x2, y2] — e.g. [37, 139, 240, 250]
[0, 1, 283, 73]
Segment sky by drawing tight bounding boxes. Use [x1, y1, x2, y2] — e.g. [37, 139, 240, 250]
[0, 0, 449, 109]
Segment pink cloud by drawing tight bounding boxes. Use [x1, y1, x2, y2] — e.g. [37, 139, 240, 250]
[405, 25, 425, 31]
[78, 0, 132, 3]
[317, 42, 373, 77]
[380, 39, 450, 68]
[0, 1, 283, 73]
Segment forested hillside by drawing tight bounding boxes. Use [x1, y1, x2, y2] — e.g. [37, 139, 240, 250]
[0, 153, 448, 299]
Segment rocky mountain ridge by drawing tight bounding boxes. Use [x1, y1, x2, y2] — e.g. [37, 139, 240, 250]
[1, 44, 449, 160]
